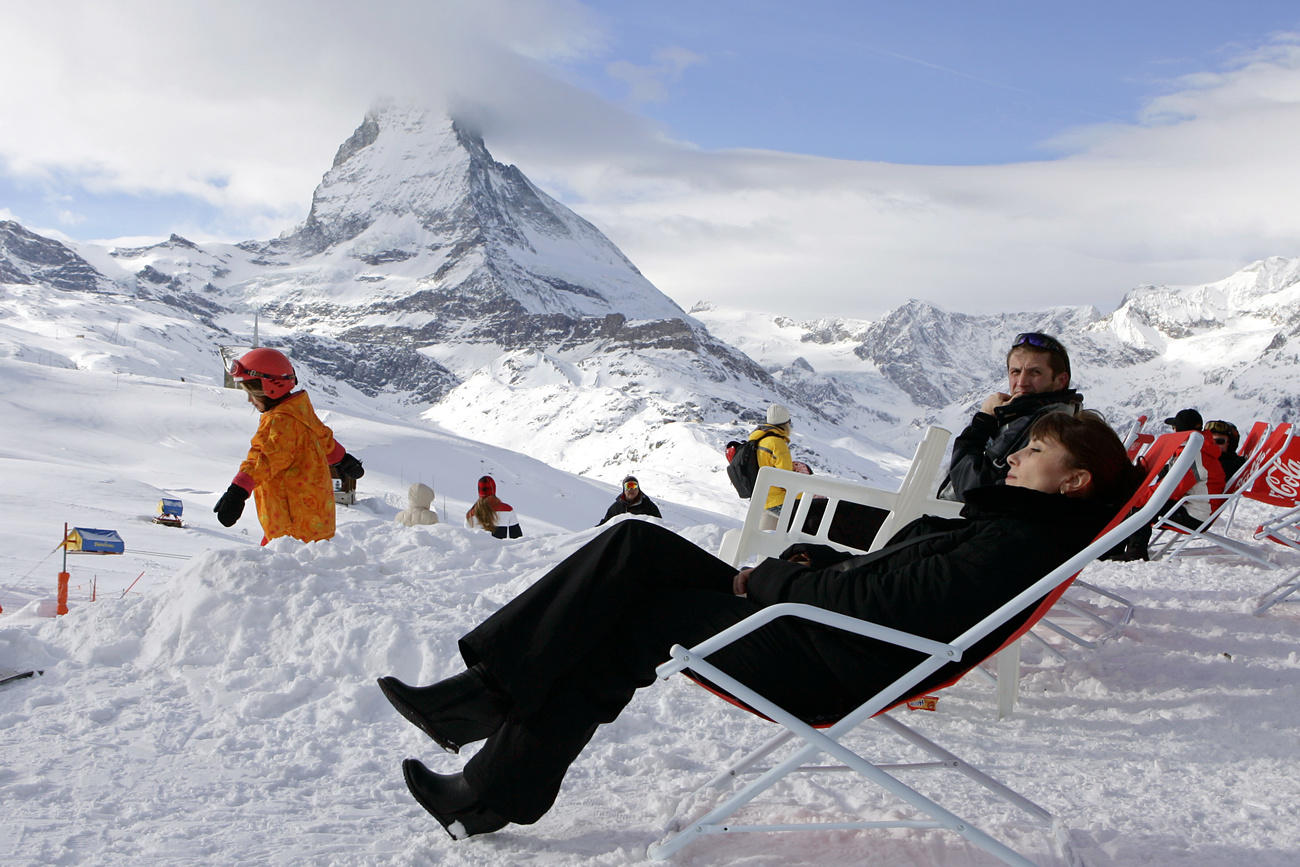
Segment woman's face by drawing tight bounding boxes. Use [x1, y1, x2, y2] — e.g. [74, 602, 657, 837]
[1006, 436, 1090, 496]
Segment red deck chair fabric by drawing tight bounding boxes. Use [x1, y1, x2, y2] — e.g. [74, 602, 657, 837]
[1126, 432, 1156, 462]
[1237, 421, 1270, 471]
[1245, 428, 1300, 548]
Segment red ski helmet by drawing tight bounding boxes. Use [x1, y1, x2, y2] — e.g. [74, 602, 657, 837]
[231, 347, 297, 400]
[477, 475, 496, 498]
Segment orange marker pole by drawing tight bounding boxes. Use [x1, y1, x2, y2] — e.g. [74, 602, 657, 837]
[57, 521, 71, 615]
[120, 571, 145, 599]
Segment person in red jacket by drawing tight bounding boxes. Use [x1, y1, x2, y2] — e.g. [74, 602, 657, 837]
[377, 413, 1139, 840]
[213, 348, 363, 543]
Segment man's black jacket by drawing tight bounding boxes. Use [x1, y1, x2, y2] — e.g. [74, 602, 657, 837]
[597, 493, 663, 525]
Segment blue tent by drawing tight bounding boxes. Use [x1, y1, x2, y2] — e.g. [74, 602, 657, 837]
[66, 528, 125, 554]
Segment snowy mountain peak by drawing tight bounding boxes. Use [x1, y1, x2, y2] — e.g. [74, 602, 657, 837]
[255, 106, 682, 325]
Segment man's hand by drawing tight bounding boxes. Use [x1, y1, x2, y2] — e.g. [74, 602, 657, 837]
[733, 567, 754, 596]
[979, 392, 1013, 415]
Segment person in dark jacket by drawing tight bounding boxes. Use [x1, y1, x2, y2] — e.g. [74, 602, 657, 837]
[941, 332, 1083, 501]
[596, 475, 662, 525]
[377, 413, 1138, 840]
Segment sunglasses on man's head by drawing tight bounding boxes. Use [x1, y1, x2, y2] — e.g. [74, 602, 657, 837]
[1205, 420, 1234, 435]
[1012, 332, 1066, 354]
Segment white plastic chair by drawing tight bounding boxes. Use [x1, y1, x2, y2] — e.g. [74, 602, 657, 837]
[718, 426, 961, 567]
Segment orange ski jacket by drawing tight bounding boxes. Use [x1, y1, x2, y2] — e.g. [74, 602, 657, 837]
[232, 391, 344, 543]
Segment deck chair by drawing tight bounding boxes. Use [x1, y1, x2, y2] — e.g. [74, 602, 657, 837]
[717, 426, 962, 568]
[650, 434, 1203, 864]
[1150, 423, 1295, 566]
[723, 428, 1169, 714]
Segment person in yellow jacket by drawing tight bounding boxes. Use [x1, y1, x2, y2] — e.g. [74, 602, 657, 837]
[214, 348, 364, 544]
[749, 404, 793, 529]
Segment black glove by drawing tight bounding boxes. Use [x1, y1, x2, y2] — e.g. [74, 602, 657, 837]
[777, 542, 853, 570]
[334, 452, 365, 480]
[214, 484, 249, 527]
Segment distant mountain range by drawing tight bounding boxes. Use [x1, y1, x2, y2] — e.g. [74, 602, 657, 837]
[693, 255, 1300, 442]
[3, 105, 1298, 513]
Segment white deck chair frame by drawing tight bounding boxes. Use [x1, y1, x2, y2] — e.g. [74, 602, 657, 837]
[649, 436, 1202, 864]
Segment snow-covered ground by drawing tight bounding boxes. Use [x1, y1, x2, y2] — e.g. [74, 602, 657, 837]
[3, 354, 1300, 865]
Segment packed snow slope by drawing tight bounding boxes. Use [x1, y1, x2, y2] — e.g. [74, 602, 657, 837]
[2, 345, 1300, 865]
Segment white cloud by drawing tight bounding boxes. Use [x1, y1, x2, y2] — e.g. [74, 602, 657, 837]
[510, 36, 1300, 318]
[0, 0, 602, 227]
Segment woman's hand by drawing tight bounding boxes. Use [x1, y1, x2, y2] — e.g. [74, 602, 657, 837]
[732, 567, 754, 596]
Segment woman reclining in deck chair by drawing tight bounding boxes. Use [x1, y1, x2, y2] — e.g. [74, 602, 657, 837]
[376, 412, 1142, 840]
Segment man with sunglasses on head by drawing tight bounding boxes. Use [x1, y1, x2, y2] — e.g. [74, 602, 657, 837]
[940, 332, 1082, 501]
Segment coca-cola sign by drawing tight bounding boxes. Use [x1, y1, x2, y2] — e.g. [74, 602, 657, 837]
[1262, 457, 1300, 505]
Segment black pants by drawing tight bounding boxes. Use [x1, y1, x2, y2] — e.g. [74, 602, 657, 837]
[458, 520, 849, 824]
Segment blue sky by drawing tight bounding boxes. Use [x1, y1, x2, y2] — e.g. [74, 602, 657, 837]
[571, 1, 1300, 162]
[4, 1, 1300, 317]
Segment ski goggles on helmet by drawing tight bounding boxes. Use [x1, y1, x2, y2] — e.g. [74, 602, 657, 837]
[1204, 420, 1235, 435]
[230, 358, 292, 384]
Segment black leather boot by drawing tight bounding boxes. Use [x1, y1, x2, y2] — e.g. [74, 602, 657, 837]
[377, 666, 508, 753]
[402, 759, 508, 839]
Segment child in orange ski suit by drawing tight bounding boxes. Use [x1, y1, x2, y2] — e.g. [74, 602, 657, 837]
[214, 348, 364, 543]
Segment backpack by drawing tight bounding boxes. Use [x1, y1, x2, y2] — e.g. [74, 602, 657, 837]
[725, 438, 762, 498]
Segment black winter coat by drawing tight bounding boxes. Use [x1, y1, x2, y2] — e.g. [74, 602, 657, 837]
[942, 388, 1083, 501]
[597, 493, 662, 525]
[746, 484, 1113, 704]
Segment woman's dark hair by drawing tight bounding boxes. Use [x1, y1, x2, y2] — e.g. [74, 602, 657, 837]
[1027, 410, 1141, 504]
